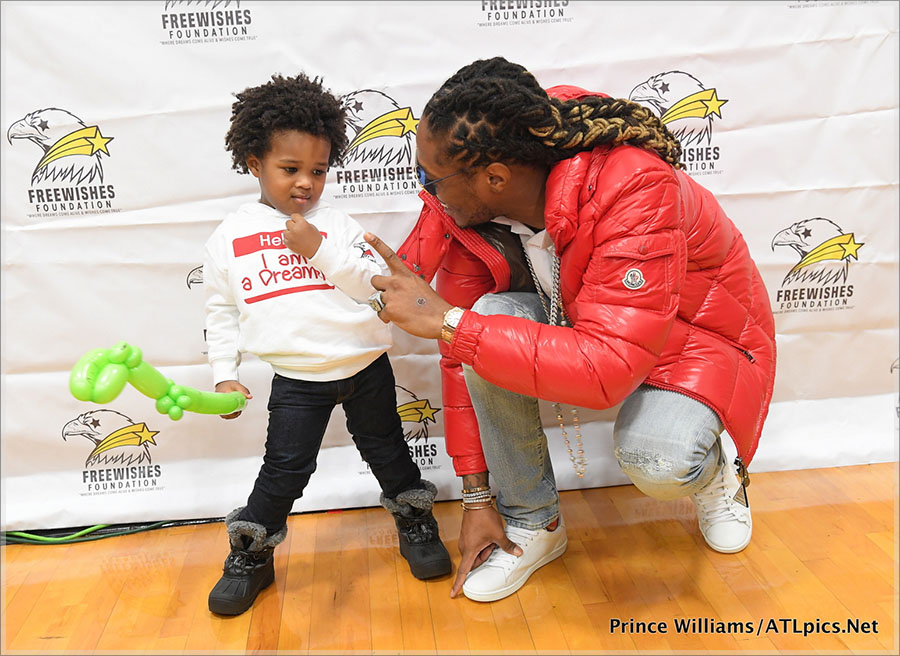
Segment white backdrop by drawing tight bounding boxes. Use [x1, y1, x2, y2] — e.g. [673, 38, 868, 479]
[1, 0, 897, 531]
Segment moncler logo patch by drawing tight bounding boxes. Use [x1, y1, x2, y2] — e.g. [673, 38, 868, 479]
[623, 268, 646, 290]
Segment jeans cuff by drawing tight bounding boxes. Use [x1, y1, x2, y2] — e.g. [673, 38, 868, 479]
[502, 511, 559, 532]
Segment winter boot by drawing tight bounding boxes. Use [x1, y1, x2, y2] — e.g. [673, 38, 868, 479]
[381, 480, 451, 580]
[208, 507, 287, 616]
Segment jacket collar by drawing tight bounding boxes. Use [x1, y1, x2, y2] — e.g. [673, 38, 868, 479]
[543, 151, 593, 254]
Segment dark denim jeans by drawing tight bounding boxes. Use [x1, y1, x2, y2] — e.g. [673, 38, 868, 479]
[240, 353, 421, 533]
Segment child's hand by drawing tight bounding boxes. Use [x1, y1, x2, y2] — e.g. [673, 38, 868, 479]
[214, 380, 252, 419]
[284, 214, 323, 259]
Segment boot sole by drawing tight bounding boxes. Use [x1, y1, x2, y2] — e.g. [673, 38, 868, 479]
[407, 559, 452, 580]
[208, 568, 276, 616]
[463, 537, 568, 602]
[399, 541, 451, 579]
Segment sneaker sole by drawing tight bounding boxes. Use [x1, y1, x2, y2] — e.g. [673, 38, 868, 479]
[462, 537, 568, 603]
[703, 520, 753, 554]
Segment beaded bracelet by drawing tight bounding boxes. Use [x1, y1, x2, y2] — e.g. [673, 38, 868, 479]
[461, 490, 492, 504]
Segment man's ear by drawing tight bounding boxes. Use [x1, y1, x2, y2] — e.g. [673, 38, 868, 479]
[246, 155, 262, 178]
[484, 161, 511, 191]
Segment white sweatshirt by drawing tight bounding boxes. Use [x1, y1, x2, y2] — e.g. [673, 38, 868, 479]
[203, 200, 390, 383]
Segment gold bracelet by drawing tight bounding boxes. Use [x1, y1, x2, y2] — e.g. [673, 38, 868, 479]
[461, 499, 494, 512]
[462, 486, 490, 494]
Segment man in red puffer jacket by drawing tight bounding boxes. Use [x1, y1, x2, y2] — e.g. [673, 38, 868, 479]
[363, 56, 776, 603]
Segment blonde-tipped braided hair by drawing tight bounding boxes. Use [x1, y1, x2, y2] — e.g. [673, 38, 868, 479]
[423, 57, 682, 170]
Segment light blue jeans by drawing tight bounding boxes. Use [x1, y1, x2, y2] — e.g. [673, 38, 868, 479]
[462, 292, 725, 530]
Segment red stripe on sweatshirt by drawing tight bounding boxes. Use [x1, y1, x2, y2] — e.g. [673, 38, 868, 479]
[245, 284, 334, 304]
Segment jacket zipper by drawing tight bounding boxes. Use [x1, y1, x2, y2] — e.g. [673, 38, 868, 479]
[684, 321, 757, 364]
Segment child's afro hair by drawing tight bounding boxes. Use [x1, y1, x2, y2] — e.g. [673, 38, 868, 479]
[225, 73, 349, 173]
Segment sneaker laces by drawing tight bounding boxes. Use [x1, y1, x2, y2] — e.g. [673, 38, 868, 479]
[694, 468, 746, 524]
[480, 525, 539, 571]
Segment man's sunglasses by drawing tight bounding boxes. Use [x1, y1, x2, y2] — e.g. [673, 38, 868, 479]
[415, 161, 475, 195]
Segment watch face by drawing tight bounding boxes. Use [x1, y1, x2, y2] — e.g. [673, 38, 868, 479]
[446, 308, 464, 327]
[441, 308, 464, 343]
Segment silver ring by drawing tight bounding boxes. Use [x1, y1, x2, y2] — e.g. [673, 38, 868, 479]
[368, 290, 385, 313]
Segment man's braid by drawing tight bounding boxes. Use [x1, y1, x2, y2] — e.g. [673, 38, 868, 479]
[423, 57, 682, 169]
[540, 96, 683, 168]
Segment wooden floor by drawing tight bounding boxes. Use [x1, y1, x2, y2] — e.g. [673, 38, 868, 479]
[2, 462, 897, 654]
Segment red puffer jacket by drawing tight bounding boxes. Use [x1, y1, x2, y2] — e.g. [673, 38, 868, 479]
[397, 85, 776, 476]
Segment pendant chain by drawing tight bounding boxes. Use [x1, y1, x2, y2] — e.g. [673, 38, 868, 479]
[522, 246, 586, 478]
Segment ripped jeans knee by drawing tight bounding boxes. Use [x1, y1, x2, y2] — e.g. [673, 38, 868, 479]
[613, 385, 725, 501]
[614, 443, 717, 500]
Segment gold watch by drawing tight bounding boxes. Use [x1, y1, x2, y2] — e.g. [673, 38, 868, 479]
[440, 307, 465, 344]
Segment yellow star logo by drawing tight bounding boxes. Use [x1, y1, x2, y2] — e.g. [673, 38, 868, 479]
[35, 125, 114, 169]
[87, 422, 158, 459]
[789, 232, 864, 274]
[135, 424, 159, 446]
[416, 399, 438, 423]
[839, 234, 863, 260]
[398, 109, 419, 136]
[659, 88, 727, 124]
[397, 398, 440, 424]
[346, 107, 420, 152]
[702, 90, 727, 118]
[86, 128, 113, 156]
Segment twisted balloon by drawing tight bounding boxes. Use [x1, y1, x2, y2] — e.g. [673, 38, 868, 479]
[69, 341, 246, 420]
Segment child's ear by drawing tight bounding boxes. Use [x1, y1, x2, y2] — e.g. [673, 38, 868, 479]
[246, 155, 262, 178]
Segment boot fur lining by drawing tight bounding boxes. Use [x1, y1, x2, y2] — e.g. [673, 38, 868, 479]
[380, 479, 437, 513]
[224, 506, 287, 552]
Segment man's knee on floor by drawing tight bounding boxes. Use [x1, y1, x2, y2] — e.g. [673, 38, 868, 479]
[613, 444, 702, 500]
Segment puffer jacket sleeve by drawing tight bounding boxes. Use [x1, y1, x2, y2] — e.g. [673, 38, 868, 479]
[446, 159, 687, 410]
[437, 340, 487, 475]
[396, 199, 490, 476]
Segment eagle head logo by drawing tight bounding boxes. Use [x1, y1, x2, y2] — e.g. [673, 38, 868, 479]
[7, 107, 113, 186]
[771, 217, 863, 286]
[62, 409, 158, 468]
[339, 90, 418, 167]
[352, 241, 376, 261]
[186, 265, 204, 289]
[395, 385, 440, 443]
[629, 71, 727, 148]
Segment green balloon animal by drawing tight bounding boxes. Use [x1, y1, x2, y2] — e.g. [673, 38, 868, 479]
[69, 341, 246, 420]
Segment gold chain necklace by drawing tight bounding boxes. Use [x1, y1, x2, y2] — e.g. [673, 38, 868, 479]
[522, 245, 587, 478]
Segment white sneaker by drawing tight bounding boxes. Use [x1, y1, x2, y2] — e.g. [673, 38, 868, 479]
[462, 516, 568, 602]
[691, 459, 752, 553]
